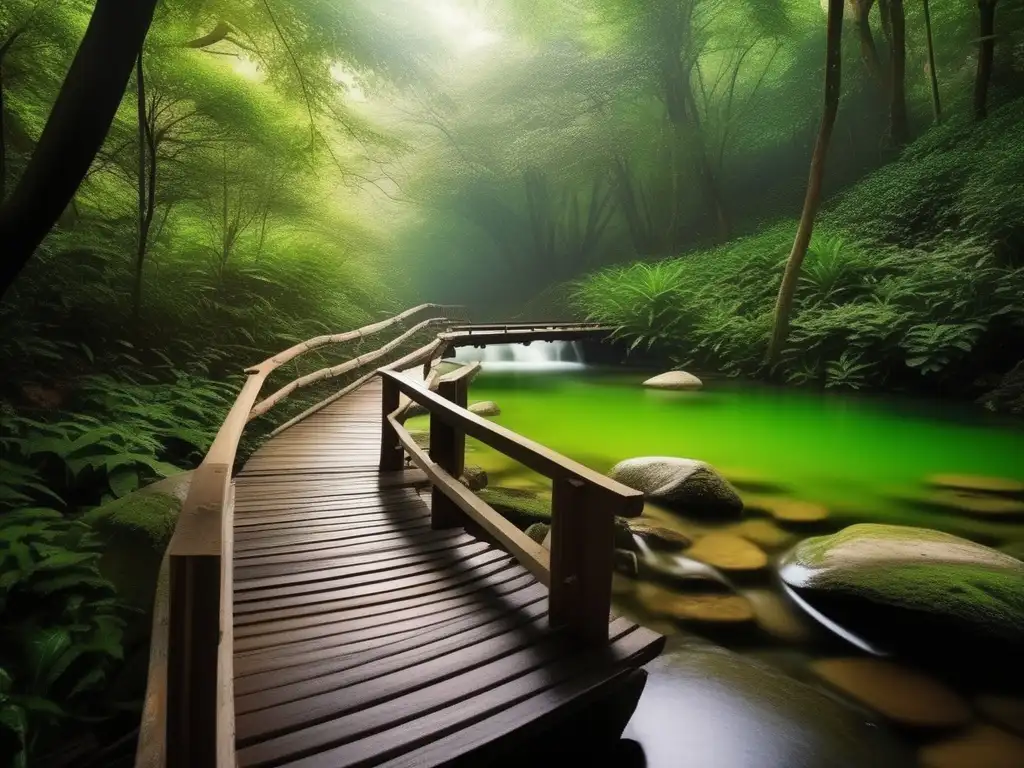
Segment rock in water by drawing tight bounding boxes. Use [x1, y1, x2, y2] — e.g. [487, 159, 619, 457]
[609, 457, 743, 518]
[642, 370, 703, 390]
[779, 523, 1024, 665]
[458, 464, 488, 491]
[469, 401, 500, 417]
[627, 520, 692, 551]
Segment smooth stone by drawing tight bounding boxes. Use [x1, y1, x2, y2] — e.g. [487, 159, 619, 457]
[919, 724, 1024, 768]
[812, 658, 971, 728]
[780, 525, 1024, 663]
[975, 694, 1024, 737]
[745, 496, 830, 524]
[638, 553, 734, 592]
[743, 589, 813, 643]
[609, 457, 743, 518]
[469, 401, 500, 417]
[686, 533, 768, 573]
[642, 370, 703, 390]
[729, 518, 797, 549]
[627, 521, 692, 551]
[927, 474, 1024, 496]
[624, 637, 913, 768]
[926, 490, 1024, 517]
[636, 583, 754, 624]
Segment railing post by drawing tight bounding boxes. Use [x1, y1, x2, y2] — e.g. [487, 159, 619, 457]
[549, 479, 615, 646]
[430, 377, 467, 528]
[379, 374, 404, 471]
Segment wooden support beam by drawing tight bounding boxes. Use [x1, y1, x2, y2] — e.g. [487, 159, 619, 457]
[430, 377, 467, 529]
[379, 374, 404, 472]
[549, 478, 615, 646]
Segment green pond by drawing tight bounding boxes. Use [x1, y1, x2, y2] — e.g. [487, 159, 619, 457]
[407, 362, 1024, 764]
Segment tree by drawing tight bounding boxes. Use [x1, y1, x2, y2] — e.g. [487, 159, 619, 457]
[768, 0, 845, 364]
[849, 0, 885, 87]
[922, 0, 941, 122]
[0, 0, 159, 299]
[974, 0, 999, 120]
[887, 0, 909, 144]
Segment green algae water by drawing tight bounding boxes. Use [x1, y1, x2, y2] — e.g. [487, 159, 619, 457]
[406, 361, 1024, 765]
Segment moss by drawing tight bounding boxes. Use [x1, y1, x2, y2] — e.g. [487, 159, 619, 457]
[524, 522, 550, 545]
[478, 487, 551, 529]
[84, 491, 181, 619]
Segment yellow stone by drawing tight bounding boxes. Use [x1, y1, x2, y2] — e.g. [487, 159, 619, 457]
[920, 724, 1024, 768]
[812, 658, 971, 728]
[928, 474, 1024, 495]
[743, 589, 812, 642]
[976, 694, 1024, 737]
[636, 582, 754, 623]
[728, 518, 796, 549]
[930, 491, 1024, 517]
[745, 495, 830, 523]
[685, 533, 768, 572]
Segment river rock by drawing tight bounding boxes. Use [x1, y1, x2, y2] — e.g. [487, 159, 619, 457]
[623, 637, 913, 768]
[925, 490, 1024, 518]
[743, 589, 813, 643]
[636, 582, 754, 625]
[609, 457, 743, 518]
[745, 496, 830, 525]
[627, 520, 692, 551]
[729, 518, 796, 549]
[927, 474, 1024, 496]
[686, 533, 768, 573]
[638, 553, 734, 592]
[919, 724, 1024, 768]
[811, 658, 971, 728]
[458, 464, 488, 491]
[469, 401, 501, 417]
[779, 524, 1024, 663]
[642, 370, 703, 390]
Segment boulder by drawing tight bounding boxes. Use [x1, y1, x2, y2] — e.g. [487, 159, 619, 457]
[609, 457, 743, 518]
[627, 521, 692, 552]
[459, 465, 488, 491]
[469, 401, 501, 417]
[779, 524, 1024, 665]
[642, 370, 703, 390]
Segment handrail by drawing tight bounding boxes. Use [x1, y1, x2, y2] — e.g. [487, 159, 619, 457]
[378, 369, 641, 645]
[136, 305, 460, 768]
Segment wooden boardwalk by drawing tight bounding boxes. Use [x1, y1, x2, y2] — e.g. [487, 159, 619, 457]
[230, 377, 664, 767]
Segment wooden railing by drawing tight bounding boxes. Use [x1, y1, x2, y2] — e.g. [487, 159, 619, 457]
[135, 304, 462, 768]
[378, 368, 644, 645]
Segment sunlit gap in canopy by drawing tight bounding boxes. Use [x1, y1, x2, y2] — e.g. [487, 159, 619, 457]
[421, 0, 501, 52]
[452, 341, 586, 372]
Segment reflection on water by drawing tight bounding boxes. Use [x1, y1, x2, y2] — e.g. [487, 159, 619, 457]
[436, 364, 1024, 767]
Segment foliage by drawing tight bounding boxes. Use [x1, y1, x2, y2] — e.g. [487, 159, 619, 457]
[0, 509, 128, 767]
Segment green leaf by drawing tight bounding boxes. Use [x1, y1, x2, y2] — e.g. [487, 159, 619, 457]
[108, 467, 139, 498]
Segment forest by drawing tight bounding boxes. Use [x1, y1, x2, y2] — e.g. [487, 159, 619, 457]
[1, 0, 1023, 765]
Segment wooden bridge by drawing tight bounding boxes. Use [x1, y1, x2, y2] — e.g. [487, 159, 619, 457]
[135, 305, 664, 768]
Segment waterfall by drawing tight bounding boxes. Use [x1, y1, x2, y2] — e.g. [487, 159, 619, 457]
[452, 341, 585, 371]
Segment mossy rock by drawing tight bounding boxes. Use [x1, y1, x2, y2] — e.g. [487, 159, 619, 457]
[636, 582, 754, 624]
[642, 371, 702, 390]
[524, 522, 550, 545]
[627, 521, 692, 552]
[478, 487, 551, 529]
[84, 481, 186, 643]
[811, 658, 971, 729]
[459, 465, 488, 491]
[609, 457, 743, 519]
[779, 524, 1024, 665]
[469, 401, 501, 417]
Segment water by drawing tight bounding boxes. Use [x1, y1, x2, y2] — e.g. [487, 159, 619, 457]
[410, 355, 1024, 764]
[453, 340, 586, 372]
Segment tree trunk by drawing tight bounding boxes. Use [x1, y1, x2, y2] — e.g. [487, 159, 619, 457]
[0, 0, 158, 299]
[887, 0, 909, 145]
[922, 0, 942, 122]
[767, 0, 844, 365]
[974, 0, 998, 120]
[878, 0, 893, 46]
[133, 55, 147, 320]
[852, 0, 885, 86]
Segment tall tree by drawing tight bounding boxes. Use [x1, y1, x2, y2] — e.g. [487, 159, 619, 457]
[767, 0, 845, 364]
[849, 0, 885, 86]
[922, 0, 941, 122]
[974, 0, 999, 120]
[0, 0, 159, 299]
[887, 0, 909, 144]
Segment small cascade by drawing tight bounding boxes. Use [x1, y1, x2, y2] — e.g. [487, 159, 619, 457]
[453, 341, 585, 371]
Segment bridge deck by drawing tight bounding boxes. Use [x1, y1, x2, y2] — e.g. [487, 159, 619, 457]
[231, 377, 663, 767]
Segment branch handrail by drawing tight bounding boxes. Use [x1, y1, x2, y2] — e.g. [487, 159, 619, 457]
[378, 369, 642, 645]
